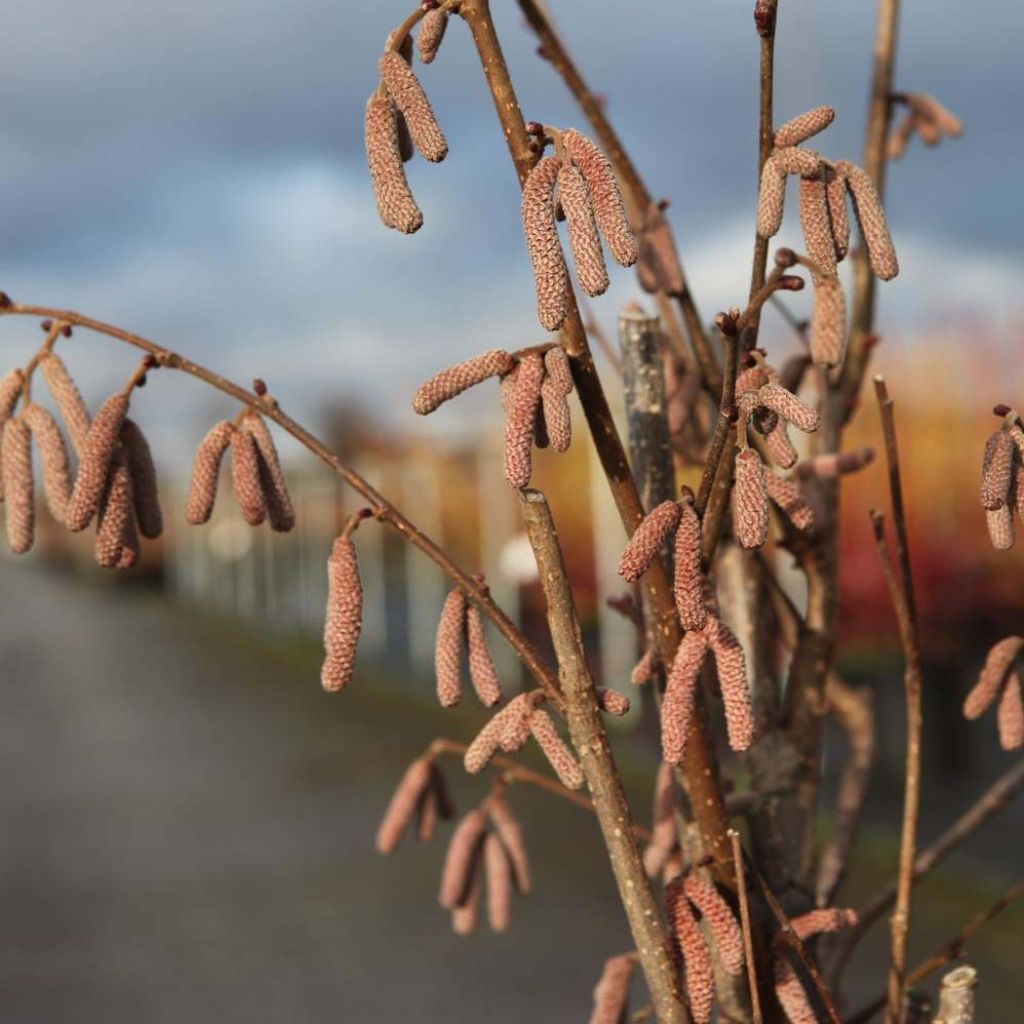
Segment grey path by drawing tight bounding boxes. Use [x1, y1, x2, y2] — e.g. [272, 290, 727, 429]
[0, 563, 632, 1023]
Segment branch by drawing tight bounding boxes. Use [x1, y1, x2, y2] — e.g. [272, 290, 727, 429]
[520, 489, 685, 1024]
[730, 830, 764, 1024]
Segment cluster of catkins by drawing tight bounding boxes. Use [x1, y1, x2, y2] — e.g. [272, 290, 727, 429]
[963, 635, 1024, 751]
[757, 105, 899, 367]
[434, 584, 503, 708]
[413, 344, 575, 487]
[887, 92, 962, 160]
[522, 129, 638, 331]
[979, 411, 1024, 550]
[375, 753, 455, 853]
[618, 495, 754, 762]
[365, 15, 449, 234]
[0, 345, 162, 567]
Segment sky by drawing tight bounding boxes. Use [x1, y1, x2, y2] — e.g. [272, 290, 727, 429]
[1, 0, 1021, 464]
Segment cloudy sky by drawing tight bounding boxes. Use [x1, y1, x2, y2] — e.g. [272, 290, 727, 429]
[1, 0, 1021, 462]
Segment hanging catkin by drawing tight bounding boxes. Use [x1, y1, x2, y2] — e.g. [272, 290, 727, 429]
[773, 955, 817, 1024]
[774, 105, 835, 148]
[417, 7, 448, 63]
[987, 505, 1014, 550]
[488, 794, 531, 893]
[838, 161, 899, 280]
[540, 371, 572, 453]
[321, 535, 363, 692]
[185, 421, 235, 524]
[825, 166, 850, 260]
[94, 452, 134, 569]
[483, 833, 513, 932]
[771, 146, 823, 178]
[756, 381, 820, 433]
[465, 604, 502, 707]
[376, 756, 433, 854]
[65, 390, 130, 532]
[756, 155, 787, 238]
[682, 873, 745, 976]
[673, 499, 707, 631]
[412, 350, 515, 415]
[589, 955, 636, 1024]
[463, 694, 533, 773]
[503, 351, 544, 488]
[764, 472, 815, 531]
[706, 616, 754, 751]
[980, 430, 1014, 510]
[119, 418, 163, 539]
[23, 404, 71, 524]
[809, 275, 847, 368]
[763, 420, 799, 469]
[528, 709, 585, 789]
[2, 418, 34, 553]
[662, 630, 708, 765]
[997, 671, 1024, 750]
[438, 807, 487, 909]
[642, 762, 676, 878]
[799, 178, 838, 278]
[243, 413, 295, 532]
[365, 93, 423, 234]
[732, 448, 769, 549]
[230, 426, 266, 526]
[0, 370, 26, 501]
[522, 156, 570, 331]
[378, 50, 447, 163]
[39, 355, 91, 457]
[618, 499, 681, 582]
[434, 588, 466, 705]
[558, 159, 609, 297]
[963, 636, 1023, 719]
[665, 878, 715, 1024]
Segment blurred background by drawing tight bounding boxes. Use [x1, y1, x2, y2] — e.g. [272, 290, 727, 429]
[1, 0, 1022, 1021]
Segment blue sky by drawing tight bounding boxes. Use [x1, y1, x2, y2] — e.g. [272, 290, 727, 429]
[1, 0, 1021, 463]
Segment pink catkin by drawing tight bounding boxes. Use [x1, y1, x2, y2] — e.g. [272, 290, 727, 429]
[596, 687, 631, 716]
[637, 200, 686, 294]
[887, 111, 917, 160]
[762, 419, 799, 469]
[540, 373, 572, 453]
[825, 166, 851, 260]
[243, 414, 295, 533]
[94, 452, 134, 569]
[435, 588, 466, 708]
[39, 355, 90, 457]
[642, 762, 677, 878]
[65, 391, 130, 532]
[185, 421, 235, 525]
[809, 275, 847, 368]
[706, 616, 754, 751]
[756, 155, 787, 238]
[631, 647, 657, 686]
[683, 873, 744, 976]
[790, 907, 858, 940]
[963, 635, 1023, 719]
[838, 161, 899, 280]
[589, 955, 637, 1024]
[365, 93, 423, 234]
[488, 795, 531, 893]
[997, 671, 1024, 750]
[0, 370, 26, 502]
[522, 157, 570, 331]
[465, 604, 502, 707]
[498, 692, 536, 752]
[378, 50, 447, 162]
[438, 808, 487, 909]
[774, 105, 835, 148]
[412, 349, 514, 415]
[673, 501, 707, 631]
[529, 709, 585, 790]
[736, 366, 771, 395]
[667, 881, 715, 1024]
[321, 536, 363, 692]
[757, 381, 820, 434]
[484, 833, 513, 933]
[119, 418, 163, 539]
[561, 129, 637, 268]
[662, 630, 708, 765]
[764, 472, 815, 531]
[910, 94, 963, 137]
[987, 506, 1015, 550]
[618, 499, 681, 582]
[798, 178, 838, 278]
[463, 694, 533, 774]
[417, 7, 448, 63]
[451, 871, 482, 936]
[980, 430, 1014, 510]
[773, 956, 817, 1024]
[375, 756, 433, 854]
[503, 351, 544, 488]
[558, 160, 609, 297]
[543, 345, 574, 396]
[732, 448, 769, 550]
[2, 418, 34, 554]
[771, 146, 824, 178]
[23, 404, 71, 524]
[230, 427, 266, 526]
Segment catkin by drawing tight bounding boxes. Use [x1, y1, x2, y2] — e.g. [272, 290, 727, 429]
[809, 275, 847, 368]
[774, 105, 835, 148]
[484, 833, 513, 932]
[986, 505, 1015, 550]
[499, 692, 537, 752]
[798, 178, 838, 278]
[772, 146, 823, 178]
[763, 420, 799, 469]
[757, 381, 820, 433]
[963, 636, 1023, 719]
[558, 160, 609, 296]
[522, 157, 570, 331]
[838, 161, 899, 280]
[503, 351, 544, 488]
[488, 794, 531, 893]
[65, 390, 130, 532]
[376, 756, 433, 854]
[756, 155, 787, 238]
[39, 355, 90, 457]
[887, 111, 917, 160]
[540, 372, 572, 453]
[365, 94, 423, 234]
[119, 418, 163, 539]
[707, 616, 754, 751]
[321, 535, 363, 692]
[642, 762, 677, 878]
[466, 604, 502, 707]
[544, 345, 574, 396]
[764, 472, 814, 531]
[618, 499, 681, 582]
[911, 94, 963, 137]
[736, 365, 771, 395]
[244, 414, 295, 532]
[0, 369, 26, 502]
[464, 694, 532, 774]
[596, 687, 631, 716]
[2, 418, 34, 554]
[980, 430, 1014, 510]
[662, 630, 708, 765]
[230, 427, 266, 526]
[561, 129, 637, 268]
[997, 671, 1024, 750]
[451, 871, 482, 936]
[435, 588, 466, 707]
[637, 200, 686, 294]
[589, 955, 636, 1024]
[94, 452, 133, 569]
[412, 350, 515, 415]
[667, 882, 715, 1024]
[683, 873, 744, 976]
[529, 709, 585, 789]
[438, 807, 487, 909]
[417, 787, 439, 843]
[790, 907, 858, 940]
[773, 956, 817, 1024]
[732, 448, 769, 550]
[378, 50, 447, 163]
[825, 166, 850, 260]
[23, 404, 71, 524]
[673, 500, 707, 631]
[417, 7, 448, 63]
[185, 421, 235, 524]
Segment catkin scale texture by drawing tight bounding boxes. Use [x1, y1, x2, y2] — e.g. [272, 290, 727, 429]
[673, 501, 707, 630]
[707, 616, 754, 751]
[119, 418, 163, 539]
[465, 604, 502, 707]
[503, 351, 544, 488]
[186, 421, 235, 525]
[2, 418, 34, 553]
[365, 94, 423, 234]
[412, 350, 514, 415]
[798, 178, 838, 278]
[529, 709, 584, 789]
[618, 500, 681, 582]
[757, 155, 787, 238]
[980, 430, 1014, 510]
[321, 536, 363, 692]
[683, 874, 744, 976]
[23, 404, 72, 524]
[376, 756, 433, 854]
[378, 50, 447, 163]
[94, 452, 134, 569]
[839, 161, 899, 280]
[589, 955, 636, 1024]
[662, 630, 708, 765]
[438, 808, 487, 909]
[774, 105, 835, 148]
[522, 157, 570, 332]
[558, 161, 609, 297]
[417, 8, 448, 63]
[65, 391, 130, 533]
[963, 636, 1023, 719]
[997, 671, 1024, 750]
[809, 275, 847, 368]
[732, 448, 769, 550]
[40, 355, 91, 457]
[230, 427, 266, 526]
[244, 414, 295, 532]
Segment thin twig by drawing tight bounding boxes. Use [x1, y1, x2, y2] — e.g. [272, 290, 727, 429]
[730, 830, 763, 1024]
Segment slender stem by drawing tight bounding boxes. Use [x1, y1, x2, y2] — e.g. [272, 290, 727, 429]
[0, 301, 566, 713]
[730, 830, 764, 1024]
[520, 489, 685, 1024]
[694, 330, 738, 518]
